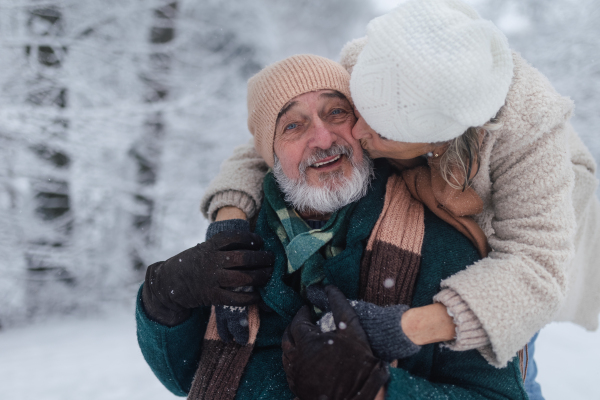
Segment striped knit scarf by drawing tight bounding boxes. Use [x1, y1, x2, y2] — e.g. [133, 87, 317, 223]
[262, 172, 357, 295]
[188, 171, 487, 400]
[360, 174, 425, 306]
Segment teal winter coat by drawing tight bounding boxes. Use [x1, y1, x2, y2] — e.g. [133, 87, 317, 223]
[136, 161, 528, 400]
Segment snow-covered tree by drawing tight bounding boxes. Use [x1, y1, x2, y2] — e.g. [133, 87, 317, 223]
[0, 0, 373, 326]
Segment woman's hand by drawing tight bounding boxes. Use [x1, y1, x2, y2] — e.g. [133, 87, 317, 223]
[401, 303, 456, 345]
[216, 206, 247, 221]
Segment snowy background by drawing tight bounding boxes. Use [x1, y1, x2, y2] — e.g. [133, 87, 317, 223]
[0, 0, 598, 399]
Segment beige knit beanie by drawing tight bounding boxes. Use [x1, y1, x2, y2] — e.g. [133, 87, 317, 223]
[247, 54, 352, 167]
[348, 0, 514, 143]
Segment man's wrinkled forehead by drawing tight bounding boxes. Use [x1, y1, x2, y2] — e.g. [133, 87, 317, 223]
[276, 90, 351, 125]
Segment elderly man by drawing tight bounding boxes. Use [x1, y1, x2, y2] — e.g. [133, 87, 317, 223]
[136, 55, 527, 400]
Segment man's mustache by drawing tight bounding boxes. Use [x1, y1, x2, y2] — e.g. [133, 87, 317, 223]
[298, 144, 355, 177]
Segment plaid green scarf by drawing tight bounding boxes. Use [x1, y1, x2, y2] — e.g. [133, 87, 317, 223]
[263, 171, 357, 294]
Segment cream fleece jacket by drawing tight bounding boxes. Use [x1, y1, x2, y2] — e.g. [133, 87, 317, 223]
[200, 53, 599, 368]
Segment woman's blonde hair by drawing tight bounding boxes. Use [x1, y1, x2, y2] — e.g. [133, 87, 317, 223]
[438, 112, 503, 191]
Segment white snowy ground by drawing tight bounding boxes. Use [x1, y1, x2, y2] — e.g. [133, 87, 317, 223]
[0, 305, 598, 400]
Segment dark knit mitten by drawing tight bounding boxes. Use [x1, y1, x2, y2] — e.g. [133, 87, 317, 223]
[206, 219, 252, 345]
[205, 219, 250, 240]
[352, 301, 421, 362]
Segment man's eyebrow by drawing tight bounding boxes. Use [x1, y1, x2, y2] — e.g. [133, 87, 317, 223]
[318, 91, 348, 101]
[276, 101, 298, 125]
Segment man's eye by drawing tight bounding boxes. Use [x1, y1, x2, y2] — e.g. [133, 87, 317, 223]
[286, 123, 297, 130]
[331, 109, 343, 115]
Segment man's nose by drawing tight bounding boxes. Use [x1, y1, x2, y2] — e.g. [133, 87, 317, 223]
[307, 120, 336, 150]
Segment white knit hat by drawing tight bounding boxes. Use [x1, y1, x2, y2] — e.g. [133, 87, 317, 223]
[350, 0, 514, 143]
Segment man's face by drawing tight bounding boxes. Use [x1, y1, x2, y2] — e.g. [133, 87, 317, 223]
[272, 90, 373, 216]
[273, 90, 363, 188]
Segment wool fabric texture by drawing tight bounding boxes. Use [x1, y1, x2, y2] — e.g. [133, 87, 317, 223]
[247, 54, 352, 167]
[202, 140, 268, 221]
[435, 288, 492, 350]
[400, 159, 491, 259]
[188, 305, 260, 400]
[351, 301, 421, 362]
[205, 219, 250, 240]
[350, 0, 514, 143]
[339, 36, 368, 75]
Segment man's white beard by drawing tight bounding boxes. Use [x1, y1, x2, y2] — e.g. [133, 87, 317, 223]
[273, 144, 374, 215]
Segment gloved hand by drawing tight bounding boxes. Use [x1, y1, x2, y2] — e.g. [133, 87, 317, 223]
[282, 285, 389, 400]
[142, 227, 274, 327]
[307, 284, 421, 362]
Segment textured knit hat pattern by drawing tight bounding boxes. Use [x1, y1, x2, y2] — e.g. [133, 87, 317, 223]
[340, 36, 368, 75]
[350, 0, 514, 143]
[247, 54, 352, 167]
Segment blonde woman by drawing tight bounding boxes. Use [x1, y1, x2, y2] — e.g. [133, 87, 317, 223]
[201, 0, 600, 398]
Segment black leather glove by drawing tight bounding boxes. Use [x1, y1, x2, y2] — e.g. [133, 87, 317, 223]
[142, 229, 274, 326]
[307, 284, 421, 362]
[282, 285, 389, 400]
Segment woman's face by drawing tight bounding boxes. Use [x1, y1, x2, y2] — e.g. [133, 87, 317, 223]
[352, 108, 437, 160]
